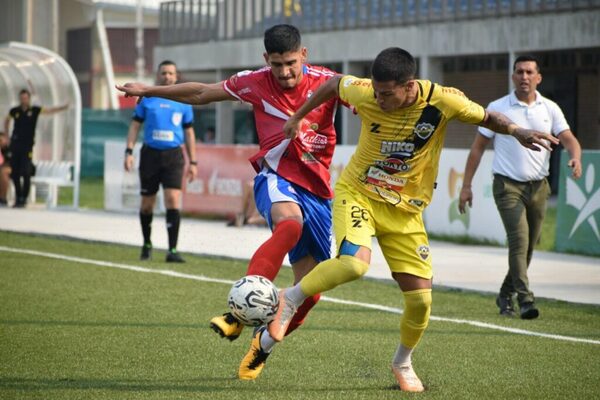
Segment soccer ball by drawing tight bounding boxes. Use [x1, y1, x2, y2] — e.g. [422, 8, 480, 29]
[228, 275, 279, 326]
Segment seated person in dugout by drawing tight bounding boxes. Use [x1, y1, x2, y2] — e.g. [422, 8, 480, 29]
[228, 180, 267, 227]
[0, 132, 11, 206]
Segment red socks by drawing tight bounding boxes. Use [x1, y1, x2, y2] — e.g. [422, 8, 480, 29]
[245, 218, 319, 336]
[285, 294, 321, 336]
[246, 219, 303, 281]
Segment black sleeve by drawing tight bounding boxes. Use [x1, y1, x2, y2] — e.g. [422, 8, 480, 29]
[132, 115, 145, 123]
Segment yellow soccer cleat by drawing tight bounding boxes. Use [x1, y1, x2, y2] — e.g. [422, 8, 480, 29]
[238, 327, 271, 380]
[392, 364, 425, 392]
[209, 312, 244, 341]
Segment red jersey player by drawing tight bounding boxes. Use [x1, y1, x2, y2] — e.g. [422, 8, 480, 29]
[117, 25, 343, 380]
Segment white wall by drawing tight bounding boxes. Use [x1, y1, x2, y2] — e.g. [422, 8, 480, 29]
[424, 149, 506, 244]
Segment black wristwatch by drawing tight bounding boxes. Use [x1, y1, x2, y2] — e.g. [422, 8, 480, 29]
[190, 161, 197, 165]
[125, 148, 133, 155]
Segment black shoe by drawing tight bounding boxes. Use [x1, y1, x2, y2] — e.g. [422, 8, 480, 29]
[166, 250, 185, 263]
[496, 295, 516, 317]
[13, 197, 26, 208]
[13, 197, 25, 208]
[140, 244, 152, 261]
[520, 302, 539, 320]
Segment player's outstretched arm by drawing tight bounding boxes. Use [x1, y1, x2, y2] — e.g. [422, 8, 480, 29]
[283, 75, 342, 139]
[116, 82, 235, 105]
[479, 110, 559, 151]
[41, 103, 69, 115]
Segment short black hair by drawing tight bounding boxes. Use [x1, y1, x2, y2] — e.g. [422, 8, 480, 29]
[19, 89, 31, 97]
[158, 60, 177, 70]
[264, 24, 301, 54]
[371, 47, 416, 84]
[513, 55, 540, 72]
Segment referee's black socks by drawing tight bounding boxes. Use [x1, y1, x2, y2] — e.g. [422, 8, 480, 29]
[166, 209, 181, 252]
[140, 211, 153, 246]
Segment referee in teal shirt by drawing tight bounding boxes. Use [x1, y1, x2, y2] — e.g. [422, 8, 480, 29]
[124, 60, 197, 262]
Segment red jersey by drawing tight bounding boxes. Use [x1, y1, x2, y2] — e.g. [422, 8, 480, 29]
[223, 64, 340, 199]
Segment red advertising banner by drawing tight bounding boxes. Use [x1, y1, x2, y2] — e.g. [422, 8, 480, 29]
[182, 144, 259, 216]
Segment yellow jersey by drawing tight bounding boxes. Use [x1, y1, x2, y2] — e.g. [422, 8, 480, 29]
[338, 76, 486, 213]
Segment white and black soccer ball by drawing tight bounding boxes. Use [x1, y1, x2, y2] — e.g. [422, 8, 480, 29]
[228, 275, 279, 326]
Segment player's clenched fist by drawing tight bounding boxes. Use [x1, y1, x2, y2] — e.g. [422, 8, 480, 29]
[283, 116, 302, 139]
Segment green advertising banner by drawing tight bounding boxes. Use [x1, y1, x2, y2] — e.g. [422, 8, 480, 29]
[556, 150, 600, 256]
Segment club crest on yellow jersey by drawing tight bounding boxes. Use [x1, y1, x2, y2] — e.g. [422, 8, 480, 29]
[414, 122, 435, 140]
[416, 245, 430, 260]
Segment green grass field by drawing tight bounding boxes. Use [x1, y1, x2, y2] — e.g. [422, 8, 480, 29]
[1, 231, 598, 400]
[57, 177, 104, 209]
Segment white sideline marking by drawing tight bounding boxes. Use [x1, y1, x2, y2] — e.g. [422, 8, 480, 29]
[0, 246, 235, 285]
[321, 297, 600, 345]
[1, 245, 599, 346]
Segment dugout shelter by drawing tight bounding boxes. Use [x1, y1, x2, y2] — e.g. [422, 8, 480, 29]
[0, 42, 81, 208]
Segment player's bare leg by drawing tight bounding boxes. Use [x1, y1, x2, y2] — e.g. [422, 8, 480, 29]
[390, 272, 432, 393]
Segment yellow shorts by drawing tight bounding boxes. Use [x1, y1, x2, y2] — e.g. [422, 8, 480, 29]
[333, 179, 433, 279]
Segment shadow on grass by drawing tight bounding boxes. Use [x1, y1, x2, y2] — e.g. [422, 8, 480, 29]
[0, 376, 397, 393]
[0, 319, 204, 330]
[0, 318, 402, 335]
[0, 377, 234, 393]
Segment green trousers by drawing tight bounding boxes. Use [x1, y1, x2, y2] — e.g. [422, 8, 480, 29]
[493, 174, 550, 305]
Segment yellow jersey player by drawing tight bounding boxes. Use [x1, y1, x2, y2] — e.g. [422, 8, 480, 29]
[268, 47, 559, 392]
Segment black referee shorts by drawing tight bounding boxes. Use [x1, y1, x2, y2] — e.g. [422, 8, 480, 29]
[9, 150, 32, 178]
[139, 145, 185, 196]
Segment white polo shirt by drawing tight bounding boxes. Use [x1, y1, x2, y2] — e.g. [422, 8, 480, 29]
[478, 91, 570, 182]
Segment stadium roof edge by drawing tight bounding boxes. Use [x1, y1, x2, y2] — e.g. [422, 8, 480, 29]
[74, 0, 160, 14]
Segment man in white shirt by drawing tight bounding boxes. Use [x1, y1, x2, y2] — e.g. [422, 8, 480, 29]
[458, 55, 582, 319]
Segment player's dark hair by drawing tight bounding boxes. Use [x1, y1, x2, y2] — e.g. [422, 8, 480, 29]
[19, 89, 31, 97]
[513, 55, 540, 72]
[158, 60, 177, 70]
[264, 24, 301, 54]
[371, 47, 416, 84]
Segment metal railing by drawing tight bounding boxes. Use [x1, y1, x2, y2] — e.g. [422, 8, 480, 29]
[159, 0, 600, 45]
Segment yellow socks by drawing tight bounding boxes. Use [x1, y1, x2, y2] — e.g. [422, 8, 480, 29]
[400, 288, 432, 349]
